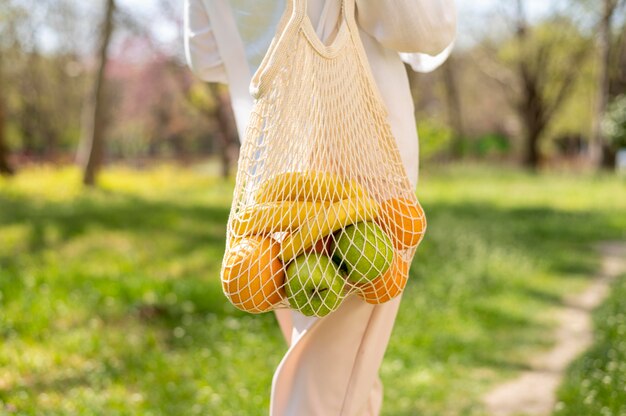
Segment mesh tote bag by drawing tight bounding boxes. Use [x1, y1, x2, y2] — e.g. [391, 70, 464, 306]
[220, 0, 426, 317]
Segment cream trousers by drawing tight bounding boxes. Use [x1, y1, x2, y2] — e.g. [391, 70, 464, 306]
[269, 26, 419, 416]
[268, 26, 419, 414]
[270, 24, 418, 416]
[271, 295, 403, 415]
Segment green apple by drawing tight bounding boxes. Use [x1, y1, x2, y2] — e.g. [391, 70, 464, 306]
[332, 222, 394, 284]
[285, 254, 345, 317]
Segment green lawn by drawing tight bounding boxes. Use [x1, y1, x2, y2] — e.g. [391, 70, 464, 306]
[555, 274, 626, 416]
[0, 164, 624, 415]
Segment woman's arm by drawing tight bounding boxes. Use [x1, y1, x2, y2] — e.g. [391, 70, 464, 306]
[183, 0, 228, 83]
[356, 0, 457, 56]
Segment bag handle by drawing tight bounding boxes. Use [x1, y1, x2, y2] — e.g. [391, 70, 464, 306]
[293, 0, 356, 29]
[250, 0, 304, 98]
[250, 0, 355, 99]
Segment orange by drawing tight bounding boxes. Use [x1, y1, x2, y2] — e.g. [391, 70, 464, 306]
[357, 256, 409, 304]
[222, 236, 285, 313]
[306, 235, 334, 255]
[376, 197, 426, 250]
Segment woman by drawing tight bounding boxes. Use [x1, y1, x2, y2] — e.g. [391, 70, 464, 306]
[184, 1, 456, 414]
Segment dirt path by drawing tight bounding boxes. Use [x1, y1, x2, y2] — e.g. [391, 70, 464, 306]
[482, 241, 626, 416]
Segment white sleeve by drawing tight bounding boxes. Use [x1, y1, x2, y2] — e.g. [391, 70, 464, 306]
[400, 42, 454, 73]
[184, 0, 228, 83]
[356, 0, 457, 56]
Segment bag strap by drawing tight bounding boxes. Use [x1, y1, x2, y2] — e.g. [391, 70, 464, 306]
[250, 0, 304, 98]
[250, 0, 355, 99]
[291, 0, 356, 30]
[342, 0, 357, 35]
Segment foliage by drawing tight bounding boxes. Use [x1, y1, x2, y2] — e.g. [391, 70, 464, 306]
[555, 274, 626, 416]
[498, 16, 592, 105]
[0, 1, 89, 157]
[2, 0, 624, 167]
[474, 133, 511, 156]
[546, 48, 596, 147]
[458, 133, 511, 158]
[497, 14, 593, 165]
[0, 1, 219, 162]
[417, 119, 453, 160]
[602, 95, 626, 148]
[106, 58, 215, 160]
[1, 165, 625, 415]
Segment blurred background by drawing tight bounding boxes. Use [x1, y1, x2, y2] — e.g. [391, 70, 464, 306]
[0, 0, 625, 415]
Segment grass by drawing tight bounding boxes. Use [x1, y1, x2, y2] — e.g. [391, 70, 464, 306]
[0, 163, 625, 415]
[554, 274, 626, 416]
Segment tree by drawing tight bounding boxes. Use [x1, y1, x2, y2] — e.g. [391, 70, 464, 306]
[603, 95, 626, 151]
[591, 0, 616, 167]
[610, 23, 626, 96]
[0, 2, 21, 175]
[441, 56, 466, 157]
[208, 84, 239, 178]
[0, 97, 14, 176]
[0, 42, 12, 175]
[471, 1, 592, 168]
[591, 0, 625, 168]
[184, 81, 239, 178]
[509, 0, 589, 168]
[76, 0, 116, 186]
[0, 1, 87, 161]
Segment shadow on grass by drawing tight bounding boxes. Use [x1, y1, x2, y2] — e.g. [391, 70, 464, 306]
[0, 180, 620, 414]
[1, 187, 623, 415]
[0, 191, 230, 256]
[423, 202, 609, 276]
[2, 191, 618, 328]
[389, 200, 620, 386]
[0, 191, 236, 331]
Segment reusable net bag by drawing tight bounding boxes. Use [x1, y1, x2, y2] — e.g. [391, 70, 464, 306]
[220, 0, 426, 317]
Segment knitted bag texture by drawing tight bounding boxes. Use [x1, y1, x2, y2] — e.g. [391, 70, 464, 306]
[220, 0, 426, 317]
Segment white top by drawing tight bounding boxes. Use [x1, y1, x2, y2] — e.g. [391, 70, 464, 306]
[184, 0, 456, 186]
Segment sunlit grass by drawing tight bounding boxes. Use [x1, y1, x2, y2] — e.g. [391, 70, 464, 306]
[554, 275, 626, 416]
[0, 164, 624, 415]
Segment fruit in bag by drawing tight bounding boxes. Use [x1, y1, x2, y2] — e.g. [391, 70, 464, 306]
[279, 197, 380, 262]
[285, 253, 345, 317]
[231, 201, 328, 235]
[331, 222, 394, 284]
[255, 171, 367, 203]
[219, 0, 425, 315]
[358, 256, 409, 304]
[306, 235, 333, 255]
[376, 197, 426, 250]
[222, 236, 285, 313]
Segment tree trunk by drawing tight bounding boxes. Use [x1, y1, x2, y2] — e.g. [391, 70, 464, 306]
[76, 0, 115, 186]
[515, 0, 539, 170]
[0, 98, 14, 176]
[441, 57, 465, 158]
[524, 125, 542, 169]
[514, 0, 546, 170]
[209, 84, 238, 179]
[610, 23, 626, 96]
[591, 0, 617, 168]
[601, 145, 616, 169]
[519, 86, 547, 170]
